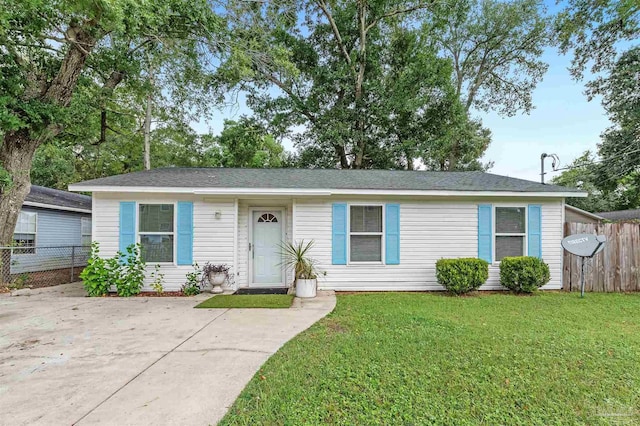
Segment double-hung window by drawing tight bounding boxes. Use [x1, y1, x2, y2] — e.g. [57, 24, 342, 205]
[495, 207, 526, 261]
[81, 217, 92, 246]
[13, 211, 37, 254]
[349, 205, 383, 262]
[138, 204, 174, 263]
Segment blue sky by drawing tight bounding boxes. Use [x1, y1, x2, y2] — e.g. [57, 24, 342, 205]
[199, 1, 613, 183]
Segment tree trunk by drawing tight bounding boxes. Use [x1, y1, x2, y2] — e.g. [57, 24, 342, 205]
[0, 129, 40, 282]
[143, 94, 152, 170]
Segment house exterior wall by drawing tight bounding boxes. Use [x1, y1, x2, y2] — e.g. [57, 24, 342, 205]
[10, 207, 91, 274]
[91, 192, 564, 291]
[293, 196, 564, 291]
[92, 193, 235, 291]
[565, 207, 600, 224]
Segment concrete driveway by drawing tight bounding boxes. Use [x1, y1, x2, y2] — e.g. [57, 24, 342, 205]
[0, 284, 335, 425]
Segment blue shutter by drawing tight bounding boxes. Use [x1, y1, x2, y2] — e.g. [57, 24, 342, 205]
[478, 204, 493, 263]
[177, 202, 194, 265]
[332, 203, 347, 265]
[528, 204, 542, 258]
[119, 202, 136, 261]
[385, 204, 400, 265]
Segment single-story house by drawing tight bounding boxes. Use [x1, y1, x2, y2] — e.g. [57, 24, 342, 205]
[8, 185, 92, 276]
[564, 205, 604, 224]
[596, 209, 640, 222]
[69, 168, 586, 292]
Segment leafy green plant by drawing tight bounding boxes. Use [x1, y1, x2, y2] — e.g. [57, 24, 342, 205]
[436, 258, 489, 295]
[280, 240, 318, 280]
[115, 244, 146, 297]
[150, 264, 165, 294]
[500, 256, 550, 293]
[80, 242, 112, 297]
[182, 263, 202, 296]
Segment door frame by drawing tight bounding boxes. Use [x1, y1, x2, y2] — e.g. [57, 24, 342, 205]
[248, 207, 286, 287]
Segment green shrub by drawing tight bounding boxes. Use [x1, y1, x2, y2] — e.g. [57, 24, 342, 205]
[115, 244, 146, 297]
[436, 258, 489, 295]
[182, 263, 202, 296]
[80, 242, 111, 296]
[499, 256, 550, 293]
[80, 242, 146, 297]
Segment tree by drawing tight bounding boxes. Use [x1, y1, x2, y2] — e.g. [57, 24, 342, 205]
[551, 152, 621, 212]
[209, 118, 286, 168]
[555, 0, 640, 97]
[220, 0, 480, 169]
[0, 0, 223, 246]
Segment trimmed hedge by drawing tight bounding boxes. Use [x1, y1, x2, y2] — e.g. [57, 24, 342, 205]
[499, 256, 550, 293]
[436, 258, 489, 295]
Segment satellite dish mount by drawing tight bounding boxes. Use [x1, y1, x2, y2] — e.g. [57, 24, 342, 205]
[561, 234, 606, 297]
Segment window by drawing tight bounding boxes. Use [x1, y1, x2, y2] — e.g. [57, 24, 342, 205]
[81, 217, 92, 246]
[495, 207, 526, 261]
[13, 211, 37, 254]
[349, 205, 383, 262]
[139, 204, 174, 263]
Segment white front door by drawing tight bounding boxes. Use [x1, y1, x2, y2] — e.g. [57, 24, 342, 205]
[251, 210, 284, 287]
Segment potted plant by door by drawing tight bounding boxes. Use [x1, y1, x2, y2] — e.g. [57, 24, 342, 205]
[281, 240, 318, 298]
[202, 263, 231, 294]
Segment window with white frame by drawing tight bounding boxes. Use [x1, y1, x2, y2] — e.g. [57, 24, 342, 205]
[13, 211, 37, 254]
[349, 205, 383, 262]
[81, 217, 92, 246]
[495, 207, 526, 261]
[138, 204, 174, 263]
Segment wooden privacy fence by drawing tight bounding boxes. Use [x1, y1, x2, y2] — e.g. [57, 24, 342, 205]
[563, 222, 640, 292]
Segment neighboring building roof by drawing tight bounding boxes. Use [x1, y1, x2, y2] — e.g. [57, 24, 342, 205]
[596, 209, 640, 222]
[565, 205, 604, 222]
[24, 185, 92, 213]
[69, 168, 585, 196]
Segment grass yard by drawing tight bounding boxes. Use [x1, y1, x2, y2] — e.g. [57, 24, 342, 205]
[195, 294, 294, 309]
[221, 292, 640, 425]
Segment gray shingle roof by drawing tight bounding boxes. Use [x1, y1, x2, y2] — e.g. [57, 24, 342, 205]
[70, 168, 581, 194]
[596, 209, 640, 221]
[26, 185, 92, 211]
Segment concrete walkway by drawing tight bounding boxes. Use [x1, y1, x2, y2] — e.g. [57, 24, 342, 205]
[0, 284, 336, 425]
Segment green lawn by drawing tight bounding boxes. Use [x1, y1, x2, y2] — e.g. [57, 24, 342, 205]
[195, 294, 294, 309]
[221, 292, 640, 425]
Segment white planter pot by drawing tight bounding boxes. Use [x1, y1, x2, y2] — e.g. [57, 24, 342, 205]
[208, 272, 226, 294]
[295, 278, 317, 298]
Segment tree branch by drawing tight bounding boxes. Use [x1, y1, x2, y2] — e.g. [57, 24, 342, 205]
[365, 2, 432, 33]
[316, 0, 353, 67]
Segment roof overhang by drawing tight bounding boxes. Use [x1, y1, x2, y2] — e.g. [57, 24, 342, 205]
[68, 184, 588, 198]
[23, 201, 92, 214]
[565, 204, 605, 220]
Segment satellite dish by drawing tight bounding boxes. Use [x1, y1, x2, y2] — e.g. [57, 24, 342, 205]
[561, 234, 606, 257]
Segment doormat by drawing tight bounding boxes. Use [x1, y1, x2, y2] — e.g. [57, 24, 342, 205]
[234, 287, 289, 295]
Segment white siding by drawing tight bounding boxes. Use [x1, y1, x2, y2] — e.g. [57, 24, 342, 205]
[93, 193, 235, 291]
[294, 196, 564, 291]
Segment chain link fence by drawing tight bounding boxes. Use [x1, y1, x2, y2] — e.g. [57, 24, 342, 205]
[0, 245, 90, 290]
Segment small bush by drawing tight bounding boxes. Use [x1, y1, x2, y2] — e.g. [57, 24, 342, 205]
[500, 256, 550, 293]
[436, 258, 489, 295]
[182, 263, 202, 296]
[115, 244, 146, 297]
[80, 242, 111, 296]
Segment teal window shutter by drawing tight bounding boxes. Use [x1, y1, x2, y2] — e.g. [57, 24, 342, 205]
[385, 204, 400, 264]
[177, 202, 194, 265]
[119, 202, 136, 260]
[478, 204, 493, 263]
[528, 204, 542, 258]
[332, 203, 347, 265]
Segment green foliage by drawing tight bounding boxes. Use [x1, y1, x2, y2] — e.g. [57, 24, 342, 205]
[280, 240, 317, 280]
[80, 242, 146, 297]
[435, 257, 489, 294]
[0, 166, 12, 193]
[150, 264, 164, 294]
[182, 263, 202, 296]
[196, 294, 294, 309]
[80, 242, 112, 297]
[221, 292, 640, 424]
[499, 256, 550, 293]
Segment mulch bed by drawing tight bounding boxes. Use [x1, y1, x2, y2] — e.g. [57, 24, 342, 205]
[105, 291, 189, 297]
